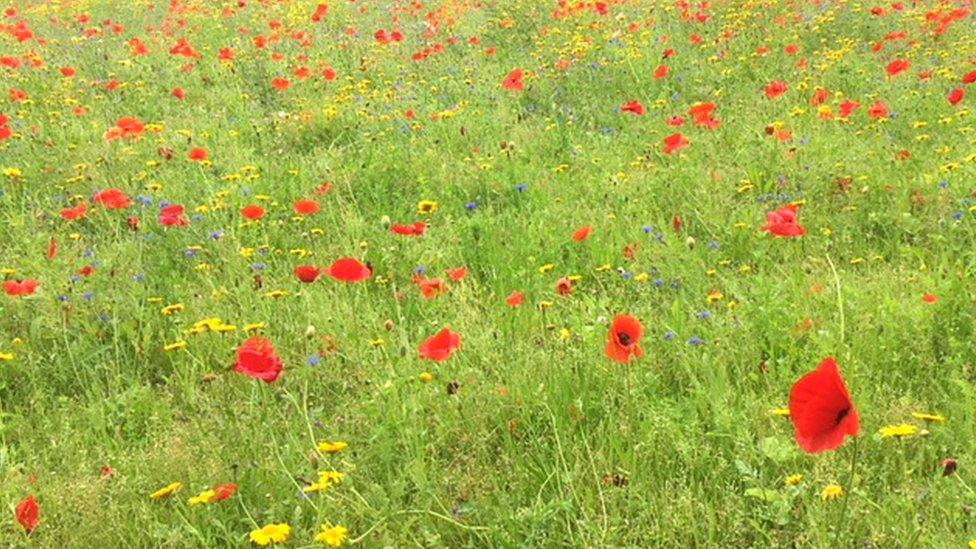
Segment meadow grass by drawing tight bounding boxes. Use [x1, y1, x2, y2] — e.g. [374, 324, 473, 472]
[1, 0, 976, 546]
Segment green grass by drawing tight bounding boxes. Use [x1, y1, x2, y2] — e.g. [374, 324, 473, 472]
[1, 0, 976, 546]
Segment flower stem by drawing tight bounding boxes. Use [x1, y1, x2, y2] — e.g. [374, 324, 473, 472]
[838, 437, 861, 539]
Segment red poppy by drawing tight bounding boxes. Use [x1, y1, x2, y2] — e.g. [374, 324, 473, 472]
[839, 100, 861, 118]
[187, 147, 208, 162]
[326, 258, 372, 283]
[293, 199, 319, 216]
[605, 315, 644, 363]
[0, 126, 9, 141]
[311, 3, 329, 22]
[788, 357, 860, 454]
[556, 276, 573, 296]
[241, 204, 266, 221]
[219, 48, 235, 61]
[294, 265, 320, 283]
[417, 277, 446, 299]
[688, 102, 719, 129]
[233, 337, 283, 383]
[213, 483, 237, 501]
[3, 279, 39, 297]
[653, 64, 669, 79]
[964, 70, 976, 85]
[922, 293, 938, 303]
[948, 88, 964, 106]
[502, 69, 524, 91]
[885, 58, 909, 77]
[447, 267, 468, 281]
[418, 328, 461, 361]
[572, 225, 592, 242]
[60, 202, 88, 220]
[666, 116, 685, 127]
[92, 188, 132, 209]
[271, 77, 290, 91]
[761, 204, 806, 237]
[764, 81, 788, 99]
[15, 495, 38, 534]
[868, 101, 888, 119]
[663, 132, 689, 155]
[172, 87, 185, 100]
[159, 204, 188, 227]
[104, 116, 144, 140]
[60, 66, 75, 77]
[391, 222, 427, 236]
[620, 100, 644, 116]
[506, 291, 524, 308]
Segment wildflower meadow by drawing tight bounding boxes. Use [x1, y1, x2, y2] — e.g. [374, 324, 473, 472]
[1, 0, 976, 546]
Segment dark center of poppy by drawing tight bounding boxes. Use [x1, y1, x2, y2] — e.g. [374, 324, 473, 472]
[617, 332, 631, 346]
[834, 407, 850, 425]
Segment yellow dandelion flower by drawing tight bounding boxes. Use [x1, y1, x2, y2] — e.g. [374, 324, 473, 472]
[820, 484, 843, 501]
[538, 263, 555, 274]
[368, 338, 385, 347]
[316, 441, 348, 454]
[0, 352, 14, 361]
[164, 341, 188, 352]
[911, 412, 945, 423]
[879, 423, 919, 438]
[149, 482, 183, 500]
[771, 408, 791, 417]
[243, 322, 266, 332]
[188, 490, 217, 505]
[264, 290, 289, 299]
[559, 328, 571, 341]
[786, 474, 803, 486]
[419, 372, 433, 383]
[160, 303, 184, 315]
[707, 289, 724, 303]
[417, 200, 438, 215]
[315, 525, 349, 547]
[249, 523, 291, 546]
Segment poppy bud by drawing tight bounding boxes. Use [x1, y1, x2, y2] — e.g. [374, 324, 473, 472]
[686, 236, 696, 249]
[305, 325, 316, 337]
[384, 320, 395, 331]
[942, 458, 957, 477]
[380, 215, 390, 227]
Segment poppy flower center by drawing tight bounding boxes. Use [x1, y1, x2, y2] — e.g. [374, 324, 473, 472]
[617, 332, 631, 346]
[834, 406, 850, 425]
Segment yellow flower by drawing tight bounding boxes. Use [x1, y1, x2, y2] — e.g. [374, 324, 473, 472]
[820, 484, 843, 501]
[315, 525, 348, 547]
[243, 322, 266, 332]
[0, 352, 14, 361]
[419, 372, 433, 383]
[250, 523, 291, 546]
[316, 441, 348, 454]
[417, 200, 438, 215]
[559, 328, 571, 342]
[164, 341, 188, 352]
[771, 408, 791, 417]
[707, 289, 724, 303]
[188, 489, 217, 505]
[969, 540, 976, 549]
[786, 474, 803, 486]
[538, 263, 555, 274]
[879, 423, 919, 438]
[161, 303, 185, 315]
[149, 482, 183, 500]
[910, 412, 945, 423]
[303, 471, 345, 493]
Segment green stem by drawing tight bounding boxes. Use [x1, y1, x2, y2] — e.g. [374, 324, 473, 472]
[838, 437, 861, 538]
